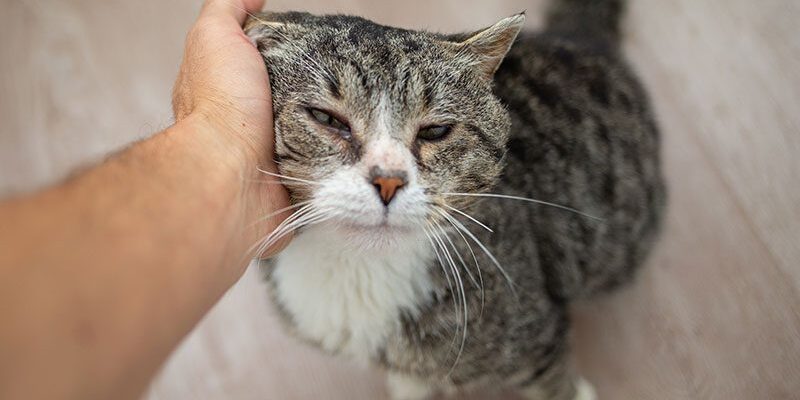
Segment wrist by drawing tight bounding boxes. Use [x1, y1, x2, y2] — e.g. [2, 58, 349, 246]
[172, 111, 290, 259]
[178, 112, 260, 176]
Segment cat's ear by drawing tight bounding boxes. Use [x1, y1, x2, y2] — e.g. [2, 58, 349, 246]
[451, 13, 525, 78]
[245, 17, 302, 50]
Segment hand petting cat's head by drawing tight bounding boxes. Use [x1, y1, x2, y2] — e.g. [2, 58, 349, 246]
[246, 12, 523, 249]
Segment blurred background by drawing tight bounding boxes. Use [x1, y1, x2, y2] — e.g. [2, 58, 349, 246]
[1, 0, 799, 399]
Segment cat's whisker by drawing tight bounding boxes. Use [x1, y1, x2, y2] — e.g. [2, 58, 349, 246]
[445, 213, 519, 301]
[425, 222, 464, 356]
[224, 0, 266, 24]
[440, 203, 493, 233]
[423, 226, 456, 312]
[251, 204, 316, 257]
[244, 177, 311, 186]
[422, 225, 460, 331]
[424, 228, 461, 360]
[246, 179, 317, 189]
[256, 212, 330, 259]
[432, 222, 474, 371]
[265, 206, 330, 243]
[432, 218, 480, 290]
[256, 167, 320, 186]
[435, 207, 486, 318]
[442, 192, 604, 222]
[430, 219, 469, 375]
[247, 200, 313, 228]
[252, 205, 331, 258]
[247, 203, 313, 258]
[428, 225, 461, 354]
[429, 222, 465, 317]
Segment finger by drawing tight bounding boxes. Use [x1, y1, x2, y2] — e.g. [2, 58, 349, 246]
[242, 0, 265, 13]
[200, 0, 265, 26]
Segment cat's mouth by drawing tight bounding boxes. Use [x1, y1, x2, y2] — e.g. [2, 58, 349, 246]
[337, 220, 414, 235]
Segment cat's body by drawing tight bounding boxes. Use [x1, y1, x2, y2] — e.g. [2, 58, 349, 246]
[247, 1, 664, 399]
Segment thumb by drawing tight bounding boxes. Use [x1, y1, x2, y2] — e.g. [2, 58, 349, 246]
[199, 0, 266, 25]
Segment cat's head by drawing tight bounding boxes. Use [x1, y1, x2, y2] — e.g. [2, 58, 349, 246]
[246, 12, 523, 249]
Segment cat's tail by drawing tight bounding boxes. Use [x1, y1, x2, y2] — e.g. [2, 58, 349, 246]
[545, 0, 625, 44]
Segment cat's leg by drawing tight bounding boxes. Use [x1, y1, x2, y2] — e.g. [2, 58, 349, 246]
[387, 372, 435, 400]
[517, 359, 595, 400]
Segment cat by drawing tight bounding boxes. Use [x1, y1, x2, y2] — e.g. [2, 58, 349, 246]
[245, 0, 665, 398]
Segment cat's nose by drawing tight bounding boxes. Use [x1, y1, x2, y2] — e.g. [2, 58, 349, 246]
[369, 166, 407, 206]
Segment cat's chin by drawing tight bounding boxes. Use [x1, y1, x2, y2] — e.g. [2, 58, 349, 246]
[322, 220, 422, 251]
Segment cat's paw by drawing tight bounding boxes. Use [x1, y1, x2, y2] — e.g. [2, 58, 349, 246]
[387, 372, 435, 400]
[520, 375, 596, 400]
[574, 378, 597, 400]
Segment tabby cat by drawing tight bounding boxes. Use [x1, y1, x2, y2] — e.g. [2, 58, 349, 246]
[245, 0, 664, 398]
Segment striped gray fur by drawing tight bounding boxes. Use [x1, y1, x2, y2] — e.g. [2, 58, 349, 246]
[247, 0, 664, 398]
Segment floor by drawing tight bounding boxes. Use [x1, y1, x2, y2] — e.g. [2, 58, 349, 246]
[1, 0, 798, 399]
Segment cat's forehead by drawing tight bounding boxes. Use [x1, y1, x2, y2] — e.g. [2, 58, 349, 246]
[271, 13, 435, 46]
[267, 12, 453, 70]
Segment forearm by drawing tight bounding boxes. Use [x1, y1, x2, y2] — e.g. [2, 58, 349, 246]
[0, 115, 255, 399]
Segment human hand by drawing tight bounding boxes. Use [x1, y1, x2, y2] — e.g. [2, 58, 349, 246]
[172, 0, 291, 258]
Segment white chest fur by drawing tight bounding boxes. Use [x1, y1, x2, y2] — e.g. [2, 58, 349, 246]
[271, 226, 434, 362]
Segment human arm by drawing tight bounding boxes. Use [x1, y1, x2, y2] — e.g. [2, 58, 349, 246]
[0, 0, 286, 398]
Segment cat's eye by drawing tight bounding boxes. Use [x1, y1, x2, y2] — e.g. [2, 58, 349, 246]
[308, 108, 351, 138]
[417, 125, 452, 141]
